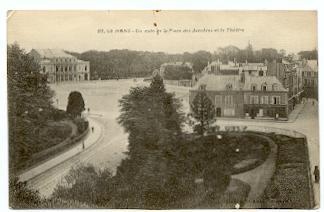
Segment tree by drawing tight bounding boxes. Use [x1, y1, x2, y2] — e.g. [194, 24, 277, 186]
[191, 51, 212, 73]
[8, 43, 54, 173]
[66, 91, 85, 118]
[190, 89, 215, 135]
[9, 176, 42, 208]
[118, 74, 183, 160]
[298, 49, 318, 60]
[116, 75, 196, 208]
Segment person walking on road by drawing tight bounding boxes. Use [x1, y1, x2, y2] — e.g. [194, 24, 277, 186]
[82, 140, 85, 150]
[91, 126, 94, 133]
[314, 166, 320, 183]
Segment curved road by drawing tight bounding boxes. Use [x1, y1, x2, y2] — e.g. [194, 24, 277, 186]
[24, 114, 128, 197]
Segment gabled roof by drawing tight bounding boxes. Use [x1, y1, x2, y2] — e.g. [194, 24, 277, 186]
[191, 75, 241, 91]
[32, 49, 75, 58]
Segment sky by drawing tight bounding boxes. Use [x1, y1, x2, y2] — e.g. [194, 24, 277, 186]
[7, 10, 317, 54]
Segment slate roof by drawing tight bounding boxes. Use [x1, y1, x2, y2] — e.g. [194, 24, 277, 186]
[191, 74, 287, 92]
[32, 49, 75, 58]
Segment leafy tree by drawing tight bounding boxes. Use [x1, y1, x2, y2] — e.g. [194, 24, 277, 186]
[116, 75, 196, 208]
[66, 91, 85, 118]
[163, 65, 193, 80]
[118, 74, 183, 160]
[190, 89, 215, 135]
[191, 51, 212, 73]
[298, 49, 318, 60]
[8, 43, 54, 173]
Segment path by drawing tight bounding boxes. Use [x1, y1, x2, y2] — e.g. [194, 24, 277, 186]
[232, 134, 277, 208]
[19, 117, 103, 192]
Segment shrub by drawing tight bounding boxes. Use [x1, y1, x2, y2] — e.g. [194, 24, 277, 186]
[52, 164, 114, 207]
[9, 176, 41, 209]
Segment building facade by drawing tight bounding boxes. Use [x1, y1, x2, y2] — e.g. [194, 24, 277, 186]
[189, 72, 288, 120]
[297, 59, 318, 99]
[30, 49, 90, 83]
[267, 59, 302, 111]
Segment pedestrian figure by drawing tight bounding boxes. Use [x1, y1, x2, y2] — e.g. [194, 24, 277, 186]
[88, 108, 90, 113]
[92, 126, 94, 133]
[82, 140, 85, 150]
[314, 166, 320, 183]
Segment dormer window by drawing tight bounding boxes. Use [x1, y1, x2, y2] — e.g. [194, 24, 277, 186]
[261, 83, 267, 91]
[251, 84, 257, 91]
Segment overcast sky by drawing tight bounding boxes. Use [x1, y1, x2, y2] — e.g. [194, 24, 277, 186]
[7, 11, 317, 54]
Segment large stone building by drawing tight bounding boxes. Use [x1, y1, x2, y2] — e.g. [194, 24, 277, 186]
[189, 71, 289, 120]
[30, 49, 90, 83]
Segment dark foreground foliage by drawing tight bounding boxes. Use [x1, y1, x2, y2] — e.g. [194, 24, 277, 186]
[262, 134, 313, 208]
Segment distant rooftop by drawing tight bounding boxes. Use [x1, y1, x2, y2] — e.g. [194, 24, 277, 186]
[32, 49, 75, 58]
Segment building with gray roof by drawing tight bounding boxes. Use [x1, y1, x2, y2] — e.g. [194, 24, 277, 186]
[30, 49, 90, 83]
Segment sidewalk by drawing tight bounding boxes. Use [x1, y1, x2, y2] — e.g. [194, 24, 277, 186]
[19, 117, 102, 182]
[213, 103, 305, 124]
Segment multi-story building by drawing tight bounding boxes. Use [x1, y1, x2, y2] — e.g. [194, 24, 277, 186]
[297, 59, 318, 99]
[30, 49, 90, 83]
[267, 59, 302, 111]
[189, 71, 289, 120]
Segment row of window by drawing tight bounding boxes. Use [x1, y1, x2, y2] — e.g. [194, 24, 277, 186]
[302, 71, 317, 77]
[249, 95, 281, 105]
[250, 83, 279, 91]
[304, 79, 318, 87]
[55, 58, 77, 63]
[54, 65, 88, 72]
[224, 83, 279, 91]
[215, 95, 282, 105]
[215, 95, 234, 106]
[42, 65, 88, 73]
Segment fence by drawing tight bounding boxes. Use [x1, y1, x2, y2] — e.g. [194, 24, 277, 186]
[218, 124, 306, 139]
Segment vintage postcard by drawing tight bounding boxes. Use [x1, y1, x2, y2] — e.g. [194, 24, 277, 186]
[7, 10, 318, 209]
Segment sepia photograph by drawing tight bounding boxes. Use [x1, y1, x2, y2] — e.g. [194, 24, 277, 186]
[7, 10, 319, 209]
